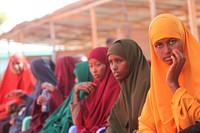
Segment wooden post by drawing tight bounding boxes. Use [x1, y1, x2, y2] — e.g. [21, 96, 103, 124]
[49, 22, 56, 62]
[90, 7, 98, 48]
[149, 0, 156, 20]
[187, 0, 199, 41]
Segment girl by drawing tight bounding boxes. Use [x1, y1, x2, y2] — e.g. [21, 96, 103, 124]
[106, 38, 150, 133]
[71, 47, 120, 133]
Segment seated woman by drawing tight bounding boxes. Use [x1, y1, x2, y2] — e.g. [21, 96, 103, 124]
[106, 39, 150, 133]
[0, 53, 35, 133]
[7, 57, 57, 133]
[21, 56, 78, 133]
[138, 13, 200, 133]
[70, 47, 120, 133]
[40, 61, 93, 133]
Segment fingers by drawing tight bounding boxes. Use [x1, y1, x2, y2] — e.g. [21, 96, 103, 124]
[6, 90, 18, 97]
[84, 82, 97, 93]
[37, 95, 47, 105]
[7, 90, 24, 98]
[41, 82, 54, 92]
[77, 82, 97, 94]
[166, 49, 185, 92]
[173, 49, 186, 63]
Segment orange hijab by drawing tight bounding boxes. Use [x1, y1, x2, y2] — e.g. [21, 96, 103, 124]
[0, 53, 35, 119]
[141, 13, 200, 132]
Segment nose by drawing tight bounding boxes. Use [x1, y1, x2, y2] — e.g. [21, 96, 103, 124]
[163, 44, 171, 54]
[14, 64, 20, 70]
[111, 62, 117, 71]
[91, 67, 97, 74]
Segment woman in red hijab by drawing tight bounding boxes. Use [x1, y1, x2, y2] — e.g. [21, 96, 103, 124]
[70, 47, 120, 133]
[0, 53, 35, 119]
[0, 53, 35, 133]
[21, 55, 78, 133]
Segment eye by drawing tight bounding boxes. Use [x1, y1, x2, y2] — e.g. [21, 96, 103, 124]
[116, 59, 122, 63]
[108, 60, 113, 65]
[169, 39, 177, 45]
[154, 42, 163, 48]
[95, 63, 101, 67]
[89, 64, 92, 68]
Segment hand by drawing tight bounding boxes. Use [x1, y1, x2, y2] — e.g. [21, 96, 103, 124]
[6, 90, 25, 98]
[166, 49, 186, 92]
[75, 82, 97, 94]
[73, 82, 97, 104]
[6, 100, 17, 115]
[36, 95, 47, 105]
[41, 82, 55, 92]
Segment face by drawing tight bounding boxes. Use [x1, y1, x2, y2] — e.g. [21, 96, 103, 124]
[108, 54, 128, 81]
[153, 38, 183, 65]
[11, 60, 23, 74]
[88, 58, 106, 81]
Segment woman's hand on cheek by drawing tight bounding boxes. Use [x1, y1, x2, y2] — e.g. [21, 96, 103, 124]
[166, 49, 186, 92]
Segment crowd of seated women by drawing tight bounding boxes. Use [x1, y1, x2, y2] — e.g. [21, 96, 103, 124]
[1, 13, 200, 133]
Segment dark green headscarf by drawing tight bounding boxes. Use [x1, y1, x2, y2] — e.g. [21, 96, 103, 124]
[106, 39, 150, 133]
[39, 61, 93, 133]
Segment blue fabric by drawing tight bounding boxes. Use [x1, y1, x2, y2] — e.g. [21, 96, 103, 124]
[96, 127, 106, 133]
[68, 125, 77, 133]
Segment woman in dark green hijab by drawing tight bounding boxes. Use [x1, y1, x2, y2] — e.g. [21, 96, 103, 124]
[39, 61, 93, 133]
[106, 39, 150, 133]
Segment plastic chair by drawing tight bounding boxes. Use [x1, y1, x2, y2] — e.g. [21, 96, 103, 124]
[68, 125, 77, 133]
[21, 116, 31, 131]
[96, 127, 106, 133]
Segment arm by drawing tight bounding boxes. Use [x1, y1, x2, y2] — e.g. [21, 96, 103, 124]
[70, 81, 96, 123]
[166, 49, 186, 93]
[72, 82, 96, 104]
[138, 92, 156, 133]
[172, 87, 200, 130]
[7, 89, 34, 105]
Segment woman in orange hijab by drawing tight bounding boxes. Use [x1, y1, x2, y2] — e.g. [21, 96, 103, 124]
[138, 13, 200, 133]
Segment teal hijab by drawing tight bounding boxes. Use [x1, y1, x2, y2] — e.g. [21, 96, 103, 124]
[39, 61, 93, 133]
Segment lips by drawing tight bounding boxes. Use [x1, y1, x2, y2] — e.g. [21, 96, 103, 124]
[113, 72, 119, 77]
[164, 56, 172, 61]
[93, 74, 99, 79]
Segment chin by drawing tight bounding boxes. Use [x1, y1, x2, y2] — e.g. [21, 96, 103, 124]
[163, 59, 172, 65]
[116, 77, 123, 81]
[165, 61, 172, 65]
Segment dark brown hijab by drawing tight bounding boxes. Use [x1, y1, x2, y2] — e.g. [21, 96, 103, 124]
[106, 39, 150, 133]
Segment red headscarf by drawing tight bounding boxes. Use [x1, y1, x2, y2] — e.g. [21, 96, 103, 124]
[0, 53, 35, 119]
[23, 56, 78, 133]
[76, 47, 120, 133]
[51, 55, 78, 108]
